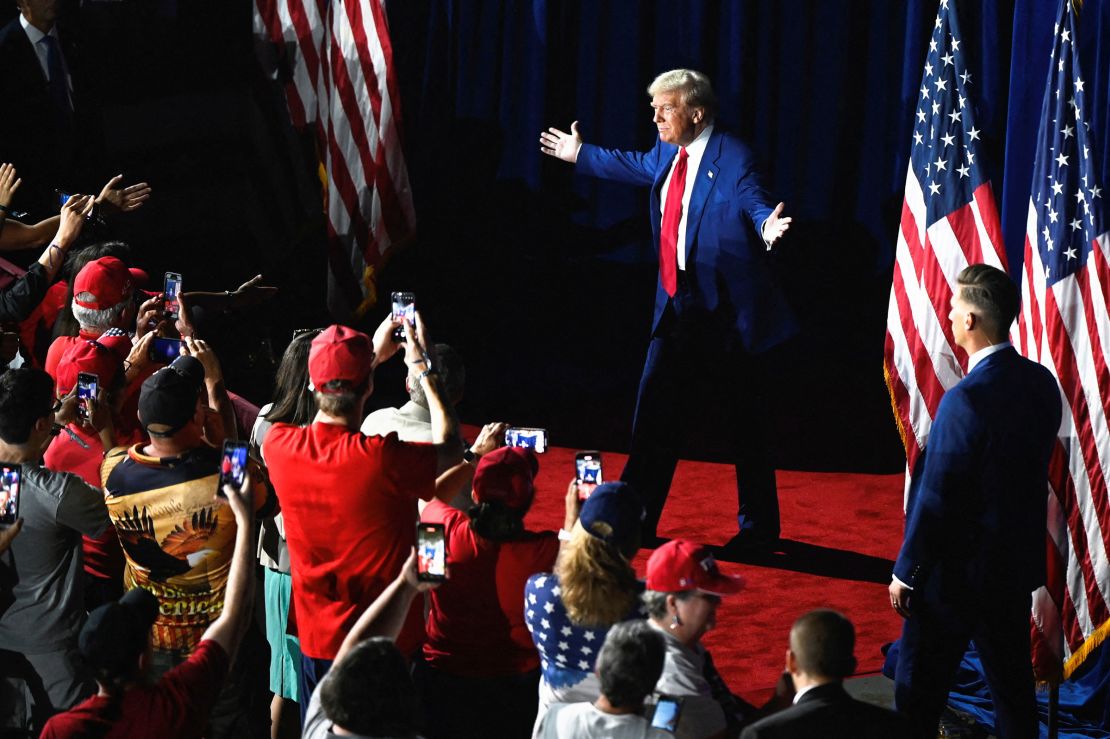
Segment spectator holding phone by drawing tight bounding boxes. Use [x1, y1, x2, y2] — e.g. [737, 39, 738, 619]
[416, 445, 562, 738]
[40, 472, 261, 738]
[302, 549, 439, 739]
[536, 620, 671, 738]
[643, 540, 783, 739]
[0, 368, 110, 731]
[525, 482, 647, 718]
[263, 314, 461, 717]
[100, 348, 276, 737]
[42, 334, 146, 611]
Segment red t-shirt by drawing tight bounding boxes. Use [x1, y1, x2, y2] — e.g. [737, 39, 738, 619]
[43, 423, 143, 582]
[40, 639, 229, 739]
[263, 422, 437, 659]
[421, 499, 559, 677]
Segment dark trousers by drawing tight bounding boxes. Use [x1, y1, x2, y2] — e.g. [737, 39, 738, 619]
[621, 296, 779, 538]
[412, 661, 540, 739]
[298, 655, 333, 726]
[894, 589, 1037, 739]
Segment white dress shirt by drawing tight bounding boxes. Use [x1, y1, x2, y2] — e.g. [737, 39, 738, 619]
[659, 125, 713, 272]
[19, 15, 72, 107]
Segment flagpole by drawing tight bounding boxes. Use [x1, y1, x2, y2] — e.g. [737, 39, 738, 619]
[1048, 682, 1059, 739]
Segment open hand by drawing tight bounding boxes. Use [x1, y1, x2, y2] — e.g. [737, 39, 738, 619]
[539, 121, 583, 163]
[96, 175, 151, 214]
[762, 202, 792, 247]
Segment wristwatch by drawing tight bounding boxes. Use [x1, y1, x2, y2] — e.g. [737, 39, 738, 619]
[462, 448, 479, 465]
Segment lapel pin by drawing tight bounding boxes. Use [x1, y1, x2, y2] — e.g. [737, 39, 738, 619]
[708, 171, 714, 179]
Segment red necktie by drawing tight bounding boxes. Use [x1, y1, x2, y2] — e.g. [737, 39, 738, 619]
[659, 147, 688, 297]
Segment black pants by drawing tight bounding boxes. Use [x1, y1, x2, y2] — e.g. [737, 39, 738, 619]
[894, 588, 1037, 739]
[621, 298, 779, 538]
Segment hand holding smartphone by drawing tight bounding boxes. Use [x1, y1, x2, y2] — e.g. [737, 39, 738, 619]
[575, 451, 603, 500]
[76, 372, 98, 422]
[416, 522, 447, 582]
[505, 427, 548, 453]
[163, 272, 183, 321]
[650, 695, 684, 733]
[218, 441, 249, 497]
[149, 337, 184, 364]
[0, 464, 21, 527]
[391, 292, 416, 342]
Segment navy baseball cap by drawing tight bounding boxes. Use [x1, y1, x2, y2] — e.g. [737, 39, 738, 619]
[579, 481, 644, 553]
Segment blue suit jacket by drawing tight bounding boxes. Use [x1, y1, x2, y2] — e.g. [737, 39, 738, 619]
[893, 346, 1062, 607]
[577, 129, 797, 353]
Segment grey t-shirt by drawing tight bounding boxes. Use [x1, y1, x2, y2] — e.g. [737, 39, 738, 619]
[537, 702, 671, 739]
[0, 464, 109, 652]
[303, 682, 424, 739]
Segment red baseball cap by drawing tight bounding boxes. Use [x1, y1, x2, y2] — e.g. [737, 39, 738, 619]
[55, 340, 126, 396]
[646, 539, 745, 595]
[73, 257, 143, 310]
[308, 325, 373, 392]
[472, 446, 539, 510]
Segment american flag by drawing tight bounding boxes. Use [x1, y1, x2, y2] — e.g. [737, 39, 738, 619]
[1014, 0, 1110, 680]
[253, 0, 416, 319]
[884, 0, 1008, 496]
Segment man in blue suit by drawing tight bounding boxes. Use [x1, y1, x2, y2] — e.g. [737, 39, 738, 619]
[889, 264, 1062, 739]
[540, 69, 794, 547]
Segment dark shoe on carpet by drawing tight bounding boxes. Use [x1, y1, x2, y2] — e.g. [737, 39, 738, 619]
[722, 529, 778, 554]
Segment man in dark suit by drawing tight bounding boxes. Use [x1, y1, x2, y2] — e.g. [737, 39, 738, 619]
[539, 69, 794, 547]
[0, 0, 89, 220]
[740, 610, 911, 738]
[889, 264, 1062, 739]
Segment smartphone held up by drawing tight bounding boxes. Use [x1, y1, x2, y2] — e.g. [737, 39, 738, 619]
[416, 522, 447, 582]
[391, 292, 416, 342]
[575, 451, 603, 500]
[218, 441, 249, 497]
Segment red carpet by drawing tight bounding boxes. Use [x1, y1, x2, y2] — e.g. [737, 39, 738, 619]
[516, 439, 906, 704]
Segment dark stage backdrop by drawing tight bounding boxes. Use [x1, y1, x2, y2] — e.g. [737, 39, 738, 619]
[5, 2, 1110, 473]
[376, 0, 1110, 472]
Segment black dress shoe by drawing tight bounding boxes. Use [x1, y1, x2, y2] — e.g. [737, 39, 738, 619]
[723, 529, 778, 553]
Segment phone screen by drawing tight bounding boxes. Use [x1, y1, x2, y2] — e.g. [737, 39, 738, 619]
[505, 427, 548, 454]
[149, 337, 184, 364]
[575, 452, 603, 500]
[163, 273, 183, 320]
[416, 523, 447, 582]
[77, 372, 98, 421]
[391, 292, 416, 341]
[218, 441, 249, 495]
[650, 696, 683, 733]
[0, 464, 21, 526]
[57, 191, 71, 207]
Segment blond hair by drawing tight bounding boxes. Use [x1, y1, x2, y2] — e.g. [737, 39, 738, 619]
[555, 521, 639, 626]
[646, 69, 717, 117]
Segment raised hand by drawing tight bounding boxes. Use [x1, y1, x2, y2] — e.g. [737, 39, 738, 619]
[762, 202, 793, 247]
[96, 174, 151, 214]
[539, 121, 583, 163]
[0, 163, 21, 210]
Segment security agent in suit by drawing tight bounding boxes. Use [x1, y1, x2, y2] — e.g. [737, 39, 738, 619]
[539, 69, 794, 547]
[0, 0, 87, 220]
[889, 264, 1062, 739]
[740, 610, 911, 739]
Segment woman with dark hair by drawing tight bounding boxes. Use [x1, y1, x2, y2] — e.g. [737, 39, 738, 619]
[415, 444, 570, 738]
[251, 328, 319, 739]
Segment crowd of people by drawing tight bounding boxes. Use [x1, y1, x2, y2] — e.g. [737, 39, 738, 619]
[0, 154, 915, 739]
[0, 3, 1056, 734]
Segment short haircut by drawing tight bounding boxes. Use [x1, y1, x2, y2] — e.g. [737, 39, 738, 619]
[72, 296, 130, 332]
[789, 609, 856, 680]
[956, 264, 1019, 341]
[0, 369, 55, 444]
[647, 69, 717, 118]
[596, 620, 666, 709]
[319, 637, 418, 735]
[314, 378, 369, 416]
[409, 343, 465, 407]
[641, 589, 696, 620]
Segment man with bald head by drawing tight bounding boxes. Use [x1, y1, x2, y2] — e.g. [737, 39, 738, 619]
[740, 610, 910, 738]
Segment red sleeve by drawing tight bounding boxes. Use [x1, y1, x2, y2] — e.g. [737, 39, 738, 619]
[44, 337, 67, 381]
[155, 639, 230, 720]
[379, 433, 438, 501]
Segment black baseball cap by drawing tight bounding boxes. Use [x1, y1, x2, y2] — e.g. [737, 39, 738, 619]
[138, 355, 205, 434]
[78, 587, 160, 676]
